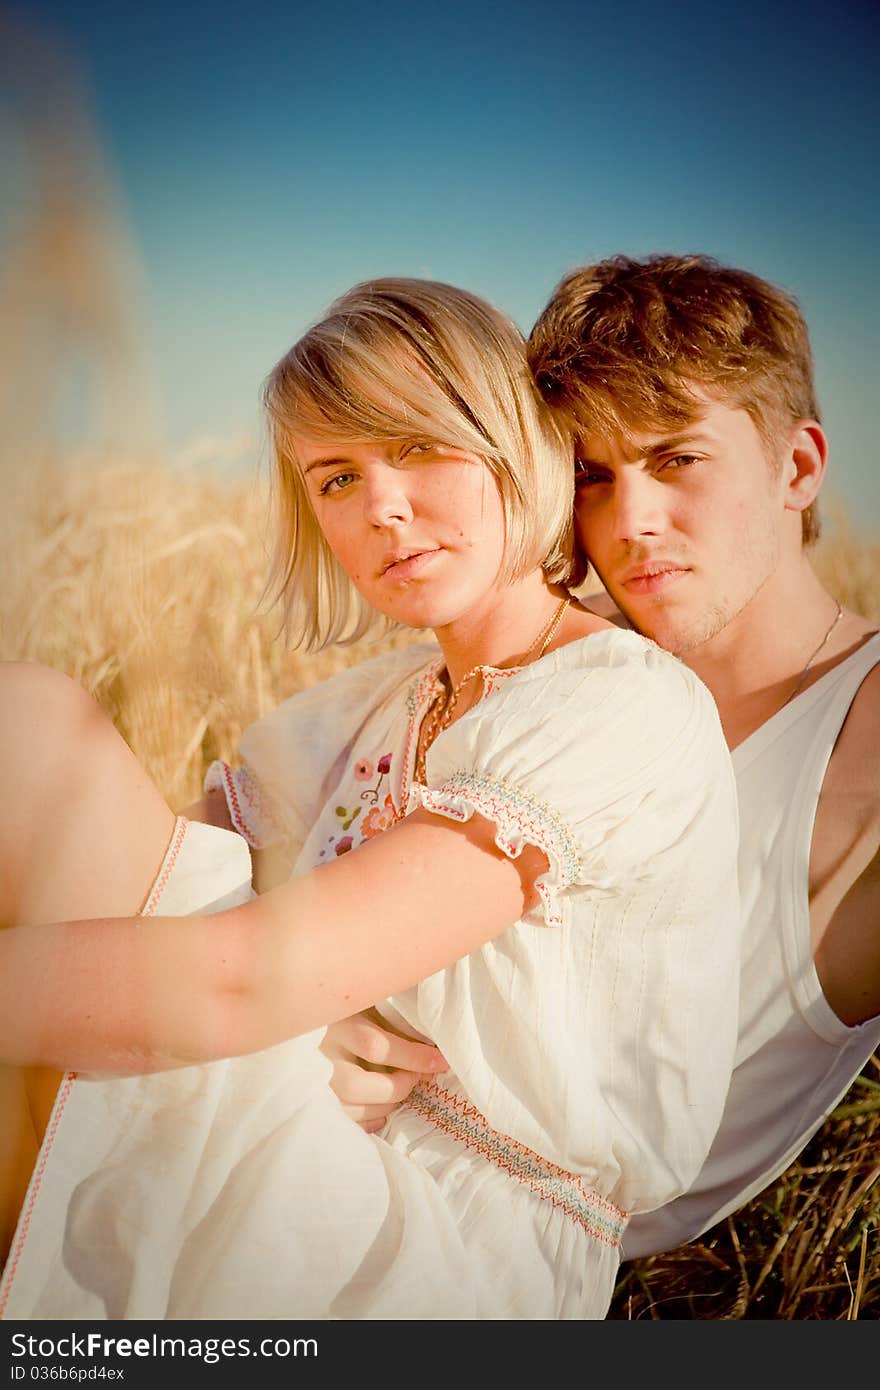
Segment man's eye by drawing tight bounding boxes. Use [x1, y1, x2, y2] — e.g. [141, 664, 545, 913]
[661, 454, 700, 471]
[574, 461, 609, 486]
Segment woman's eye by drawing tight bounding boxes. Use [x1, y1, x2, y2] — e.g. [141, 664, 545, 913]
[401, 440, 437, 458]
[319, 472, 356, 495]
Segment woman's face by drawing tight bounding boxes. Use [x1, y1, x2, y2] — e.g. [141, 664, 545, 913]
[295, 434, 508, 631]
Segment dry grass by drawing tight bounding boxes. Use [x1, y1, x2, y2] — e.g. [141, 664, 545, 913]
[2, 455, 878, 1319]
[0, 455, 424, 809]
[609, 1059, 880, 1319]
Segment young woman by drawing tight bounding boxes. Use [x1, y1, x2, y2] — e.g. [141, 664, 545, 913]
[0, 279, 740, 1320]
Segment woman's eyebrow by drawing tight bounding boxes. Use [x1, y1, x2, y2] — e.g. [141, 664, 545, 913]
[302, 454, 352, 474]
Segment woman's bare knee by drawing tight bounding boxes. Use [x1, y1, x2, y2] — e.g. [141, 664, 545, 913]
[0, 661, 176, 926]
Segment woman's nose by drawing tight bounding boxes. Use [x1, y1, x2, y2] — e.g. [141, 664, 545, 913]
[363, 469, 414, 527]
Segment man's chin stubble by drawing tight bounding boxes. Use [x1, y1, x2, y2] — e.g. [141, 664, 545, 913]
[617, 600, 733, 657]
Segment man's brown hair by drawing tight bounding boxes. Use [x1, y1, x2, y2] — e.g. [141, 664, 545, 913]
[527, 253, 821, 542]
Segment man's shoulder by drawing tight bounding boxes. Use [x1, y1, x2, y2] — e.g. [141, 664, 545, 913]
[573, 590, 631, 629]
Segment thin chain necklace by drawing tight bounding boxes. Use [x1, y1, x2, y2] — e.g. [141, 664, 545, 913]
[414, 595, 570, 784]
[780, 599, 843, 710]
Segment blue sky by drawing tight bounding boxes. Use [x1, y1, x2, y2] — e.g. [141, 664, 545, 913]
[6, 0, 879, 528]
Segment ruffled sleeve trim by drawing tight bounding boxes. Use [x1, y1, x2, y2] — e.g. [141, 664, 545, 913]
[406, 770, 582, 929]
[203, 759, 286, 850]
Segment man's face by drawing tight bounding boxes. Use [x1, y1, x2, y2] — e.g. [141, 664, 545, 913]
[573, 398, 787, 655]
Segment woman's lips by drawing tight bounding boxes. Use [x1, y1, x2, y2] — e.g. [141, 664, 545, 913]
[380, 549, 441, 582]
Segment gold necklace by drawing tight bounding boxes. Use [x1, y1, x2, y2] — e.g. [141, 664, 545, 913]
[780, 599, 844, 709]
[414, 596, 570, 784]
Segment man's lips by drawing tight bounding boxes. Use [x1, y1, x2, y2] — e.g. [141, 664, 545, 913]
[619, 563, 689, 595]
[379, 548, 441, 581]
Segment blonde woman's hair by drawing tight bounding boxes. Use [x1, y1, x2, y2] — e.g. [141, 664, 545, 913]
[264, 277, 578, 650]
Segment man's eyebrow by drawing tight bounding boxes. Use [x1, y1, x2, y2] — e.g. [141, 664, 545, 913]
[644, 432, 715, 457]
[575, 431, 715, 465]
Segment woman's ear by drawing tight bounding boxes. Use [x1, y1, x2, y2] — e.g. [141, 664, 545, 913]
[782, 419, 827, 515]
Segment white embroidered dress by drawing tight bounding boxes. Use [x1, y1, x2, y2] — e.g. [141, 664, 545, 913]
[0, 631, 740, 1321]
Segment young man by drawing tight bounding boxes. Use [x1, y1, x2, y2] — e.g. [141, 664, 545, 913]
[324, 254, 880, 1258]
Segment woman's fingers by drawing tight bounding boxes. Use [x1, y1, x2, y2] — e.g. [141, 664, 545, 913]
[339, 1010, 448, 1073]
[322, 1011, 448, 1129]
[330, 1058, 422, 1126]
[333, 1058, 426, 1107]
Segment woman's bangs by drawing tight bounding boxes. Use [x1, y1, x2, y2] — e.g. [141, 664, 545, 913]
[284, 335, 489, 453]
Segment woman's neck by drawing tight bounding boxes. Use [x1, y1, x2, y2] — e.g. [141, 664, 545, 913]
[432, 574, 569, 689]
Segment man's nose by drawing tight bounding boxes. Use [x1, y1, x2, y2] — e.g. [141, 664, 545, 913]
[611, 474, 665, 541]
[363, 469, 414, 527]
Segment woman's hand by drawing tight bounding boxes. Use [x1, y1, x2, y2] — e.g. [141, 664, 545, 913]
[322, 1008, 448, 1133]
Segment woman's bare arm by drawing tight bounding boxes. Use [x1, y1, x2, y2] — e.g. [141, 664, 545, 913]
[190, 777, 450, 1118]
[0, 809, 545, 1075]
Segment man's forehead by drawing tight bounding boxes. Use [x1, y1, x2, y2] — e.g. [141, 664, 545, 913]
[576, 395, 746, 459]
[578, 417, 704, 457]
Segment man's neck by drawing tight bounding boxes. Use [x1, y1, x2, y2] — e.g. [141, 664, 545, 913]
[578, 561, 876, 750]
[681, 558, 871, 749]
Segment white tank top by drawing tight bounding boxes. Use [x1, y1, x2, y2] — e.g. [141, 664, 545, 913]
[624, 632, 880, 1257]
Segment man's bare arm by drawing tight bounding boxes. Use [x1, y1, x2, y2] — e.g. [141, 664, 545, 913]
[811, 658, 880, 1025]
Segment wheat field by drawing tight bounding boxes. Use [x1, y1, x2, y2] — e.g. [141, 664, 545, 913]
[2, 455, 878, 1319]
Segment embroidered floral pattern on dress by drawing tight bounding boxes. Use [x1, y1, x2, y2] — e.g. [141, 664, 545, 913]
[141, 817, 188, 915]
[333, 803, 362, 834]
[404, 661, 523, 794]
[357, 751, 394, 805]
[407, 1080, 628, 1245]
[203, 760, 285, 849]
[402, 662, 446, 788]
[362, 794, 398, 839]
[406, 771, 581, 928]
[323, 751, 401, 857]
[478, 666, 525, 700]
[406, 663, 446, 723]
[0, 1071, 78, 1319]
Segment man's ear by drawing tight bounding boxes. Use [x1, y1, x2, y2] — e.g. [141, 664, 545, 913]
[782, 419, 827, 515]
